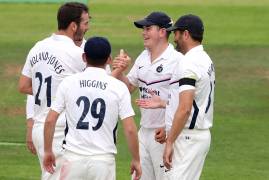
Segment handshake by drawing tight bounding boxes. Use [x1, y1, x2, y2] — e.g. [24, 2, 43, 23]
[111, 49, 131, 73]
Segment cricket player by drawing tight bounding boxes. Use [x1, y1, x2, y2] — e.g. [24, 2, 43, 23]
[24, 37, 87, 157]
[18, 2, 89, 179]
[138, 14, 216, 179]
[163, 14, 215, 180]
[113, 12, 183, 180]
[43, 36, 141, 180]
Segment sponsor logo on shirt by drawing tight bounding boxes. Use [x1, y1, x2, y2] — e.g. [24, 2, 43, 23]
[156, 64, 163, 73]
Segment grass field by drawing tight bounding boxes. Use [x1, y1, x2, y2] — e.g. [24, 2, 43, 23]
[0, 0, 269, 179]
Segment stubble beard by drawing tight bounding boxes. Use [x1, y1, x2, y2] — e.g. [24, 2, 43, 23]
[74, 28, 84, 42]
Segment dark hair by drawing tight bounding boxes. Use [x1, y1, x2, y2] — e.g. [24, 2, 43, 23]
[181, 29, 203, 42]
[165, 30, 171, 40]
[57, 2, 88, 30]
[167, 14, 204, 43]
[189, 31, 203, 42]
[84, 37, 111, 66]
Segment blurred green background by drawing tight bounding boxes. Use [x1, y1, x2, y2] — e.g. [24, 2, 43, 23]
[0, 0, 269, 179]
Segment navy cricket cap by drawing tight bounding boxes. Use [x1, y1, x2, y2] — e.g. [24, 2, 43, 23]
[134, 12, 173, 29]
[167, 14, 204, 37]
[84, 36, 111, 60]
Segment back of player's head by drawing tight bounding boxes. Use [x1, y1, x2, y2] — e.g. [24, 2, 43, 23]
[84, 37, 111, 66]
[57, 2, 88, 30]
[167, 14, 204, 42]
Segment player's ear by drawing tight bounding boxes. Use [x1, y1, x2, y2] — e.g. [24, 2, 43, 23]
[106, 55, 112, 65]
[70, 22, 78, 32]
[82, 53, 87, 63]
[184, 30, 190, 40]
[159, 28, 166, 38]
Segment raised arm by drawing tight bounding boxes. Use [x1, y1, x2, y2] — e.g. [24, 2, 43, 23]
[111, 51, 136, 93]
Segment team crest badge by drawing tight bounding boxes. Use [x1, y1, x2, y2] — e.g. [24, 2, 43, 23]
[156, 64, 163, 73]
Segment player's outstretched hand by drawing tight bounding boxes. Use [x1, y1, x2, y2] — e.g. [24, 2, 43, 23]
[155, 127, 166, 144]
[43, 151, 56, 174]
[163, 142, 173, 170]
[130, 159, 142, 180]
[135, 94, 166, 109]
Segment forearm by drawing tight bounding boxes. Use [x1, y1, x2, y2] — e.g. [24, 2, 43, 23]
[166, 108, 190, 144]
[27, 118, 34, 128]
[123, 120, 140, 161]
[44, 110, 58, 152]
[111, 68, 124, 79]
[26, 119, 34, 140]
[44, 122, 55, 153]
[18, 75, 33, 94]
[20, 86, 33, 95]
[167, 90, 194, 144]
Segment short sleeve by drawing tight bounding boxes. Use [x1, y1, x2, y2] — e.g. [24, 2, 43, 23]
[127, 59, 139, 87]
[178, 59, 200, 93]
[50, 78, 68, 113]
[118, 84, 135, 120]
[21, 52, 33, 78]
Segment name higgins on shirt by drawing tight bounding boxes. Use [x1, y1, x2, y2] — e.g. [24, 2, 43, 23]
[80, 80, 107, 90]
[30, 51, 65, 74]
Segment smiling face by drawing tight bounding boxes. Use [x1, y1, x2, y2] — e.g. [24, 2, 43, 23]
[173, 30, 187, 54]
[141, 25, 163, 49]
[74, 11, 90, 42]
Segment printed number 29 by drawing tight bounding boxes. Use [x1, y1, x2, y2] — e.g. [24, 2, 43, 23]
[76, 96, 106, 131]
[35, 72, 52, 107]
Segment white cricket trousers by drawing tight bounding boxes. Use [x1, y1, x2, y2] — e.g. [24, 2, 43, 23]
[136, 127, 166, 180]
[32, 122, 65, 180]
[59, 150, 115, 180]
[165, 129, 211, 180]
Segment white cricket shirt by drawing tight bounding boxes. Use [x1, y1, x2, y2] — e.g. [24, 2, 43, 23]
[127, 44, 183, 128]
[26, 95, 34, 119]
[166, 45, 215, 130]
[51, 67, 135, 155]
[21, 34, 86, 125]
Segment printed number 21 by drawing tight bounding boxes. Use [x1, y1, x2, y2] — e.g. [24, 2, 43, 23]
[35, 72, 52, 107]
[76, 96, 106, 131]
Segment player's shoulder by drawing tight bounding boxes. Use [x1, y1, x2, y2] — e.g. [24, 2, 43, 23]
[164, 44, 184, 63]
[26, 37, 50, 58]
[107, 75, 124, 85]
[65, 43, 83, 57]
[135, 49, 149, 63]
[186, 47, 212, 67]
[169, 50, 184, 64]
[173, 50, 184, 59]
[62, 72, 80, 84]
[108, 75, 129, 91]
[28, 36, 50, 50]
